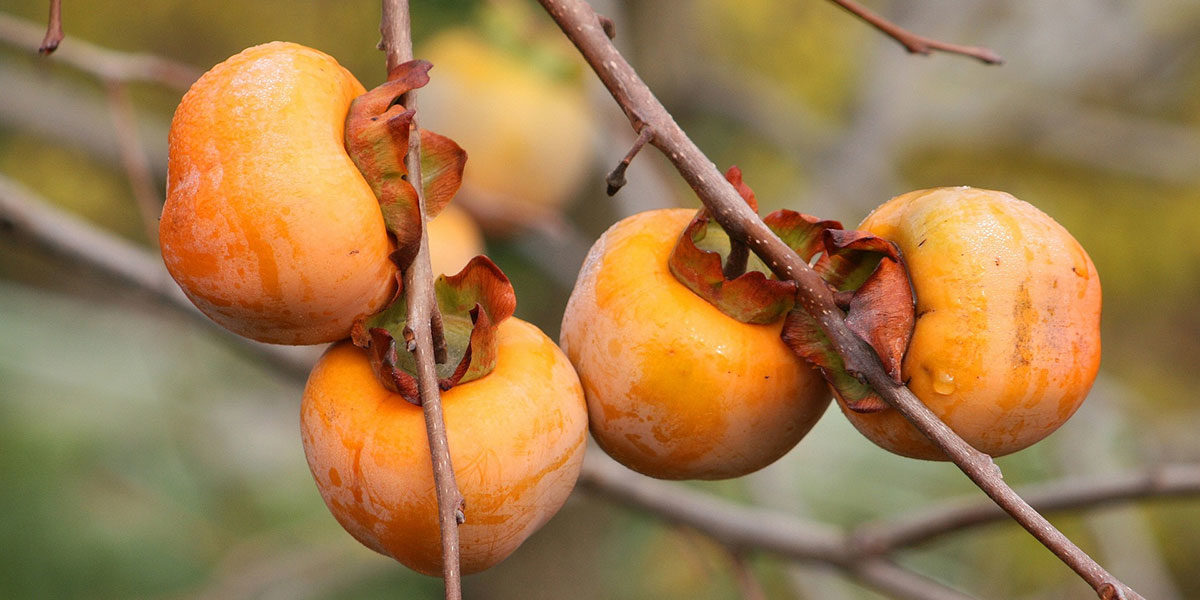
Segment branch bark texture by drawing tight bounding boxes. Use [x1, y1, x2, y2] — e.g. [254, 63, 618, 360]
[534, 1, 1138, 598]
[378, 2, 464, 598]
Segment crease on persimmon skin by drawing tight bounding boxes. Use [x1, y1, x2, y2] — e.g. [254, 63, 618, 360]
[844, 187, 1101, 460]
[561, 209, 831, 481]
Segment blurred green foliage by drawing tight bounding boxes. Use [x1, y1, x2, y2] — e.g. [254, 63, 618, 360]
[2, 0, 1199, 599]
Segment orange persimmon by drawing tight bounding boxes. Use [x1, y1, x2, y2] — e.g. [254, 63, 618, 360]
[160, 42, 394, 345]
[301, 318, 588, 575]
[560, 209, 831, 480]
[846, 187, 1102, 460]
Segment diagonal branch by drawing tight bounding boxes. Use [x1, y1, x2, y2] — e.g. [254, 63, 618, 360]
[827, 0, 1003, 64]
[378, 2, 464, 599]
[534, 1, 1137, 598]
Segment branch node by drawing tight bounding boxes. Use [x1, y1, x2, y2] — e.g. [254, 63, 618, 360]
[606, 126, 654, 196]
[598, 15, 616, 40]
[402, 325, 417, 352]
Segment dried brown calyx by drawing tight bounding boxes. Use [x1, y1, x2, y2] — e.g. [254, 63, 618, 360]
[669, 167, 915, 412]
[345, 60, 517, 405]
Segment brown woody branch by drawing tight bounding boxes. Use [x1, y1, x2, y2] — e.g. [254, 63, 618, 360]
[828, 0, 1003, 64]
[534, 1, 1136, 598]
[8, 173, 1200, 598]
[378, 2, 464, 599]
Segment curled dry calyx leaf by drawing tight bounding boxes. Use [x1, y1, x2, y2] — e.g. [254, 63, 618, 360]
[669, 167, 914, 413]
[352, 256, 518, 404]
[344, 59, 467, 271]
[344, 59, 515, 405]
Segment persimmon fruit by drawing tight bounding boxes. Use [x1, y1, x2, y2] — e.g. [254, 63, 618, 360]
[160, 42, 395, 345]
[417, 29, 595, 233]
[560, 209, 831, 480]
[301, 318, 588, 575]
[846, 187, 1102, 460]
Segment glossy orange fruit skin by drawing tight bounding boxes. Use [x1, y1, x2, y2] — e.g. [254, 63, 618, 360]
[301, 318, 588, 575]
[848, 187, 1102, 460]
[560, 209, 831, 480]
[160, 42, 395, 345]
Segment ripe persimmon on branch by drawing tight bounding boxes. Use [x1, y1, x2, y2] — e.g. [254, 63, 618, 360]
[534, 0, 1137, 598]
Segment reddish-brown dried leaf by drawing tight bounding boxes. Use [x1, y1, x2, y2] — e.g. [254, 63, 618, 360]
[419, 129, 466, 219]
[667, 168, 797, 324]
[781, 306, 889, 413]
[844, 256, 912, 383]
[723, 166, 759, 212]
[352, 255, 517, 403]
[344, 59, 468, 271]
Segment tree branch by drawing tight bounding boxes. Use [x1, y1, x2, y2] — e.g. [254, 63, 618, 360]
[827, 0, 1003, 64]
[534, 1, 1136, 598]
[378, 2, 464, 598]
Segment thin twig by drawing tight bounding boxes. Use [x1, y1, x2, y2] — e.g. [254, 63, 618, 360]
[0, 13, 200, 89]
[827, 0, 1003, 64]
[104, 81, 162, 247]
[38, 0, 62, 55]
[534, 1, 1136, 598]
[378, 2, 464, 598]
[605, 125, 653, 196]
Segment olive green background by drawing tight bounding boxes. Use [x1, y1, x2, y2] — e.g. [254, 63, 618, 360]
[2, 1, 1199, 598]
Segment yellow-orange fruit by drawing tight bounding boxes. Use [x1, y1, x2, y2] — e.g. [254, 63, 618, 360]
[848, 187, 1102, 460]
[426, 204, 485, 276]
[418, 30, 594, 233]
[560, 209, 831, 480]
[301, 318, 588, 575]
[160, 42, 394, 345]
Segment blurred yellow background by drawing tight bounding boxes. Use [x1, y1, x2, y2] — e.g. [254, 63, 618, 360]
[2, 0, 1199, 598]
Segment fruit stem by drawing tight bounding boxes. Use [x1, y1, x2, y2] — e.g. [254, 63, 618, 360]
[536, 1, 1138, 598]
[380, 1, 464, 598]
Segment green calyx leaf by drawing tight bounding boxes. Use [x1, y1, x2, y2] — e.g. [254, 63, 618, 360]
[352, 256, 517, 405]
[344, 59, 467, 271]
